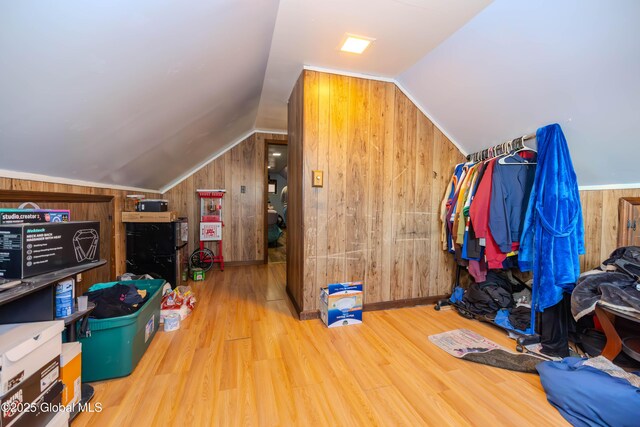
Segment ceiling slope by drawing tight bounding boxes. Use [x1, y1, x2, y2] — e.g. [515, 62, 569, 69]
[256, 0, 490, 130]
[398, 0, 640, 187]
[0, 0, 279, 189]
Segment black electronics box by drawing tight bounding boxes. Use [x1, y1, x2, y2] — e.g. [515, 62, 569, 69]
[1, 357, 61, 427]
[0, 221, 100, 279]
[137, 199, 168, 212]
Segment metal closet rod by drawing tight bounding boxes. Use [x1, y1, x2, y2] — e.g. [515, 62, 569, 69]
[466, 133, 537, 162]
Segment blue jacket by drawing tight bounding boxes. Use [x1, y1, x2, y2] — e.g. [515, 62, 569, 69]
[537, 357, 640, 427]
[519, 124, 584, 311]
[489, 154, 536, 253]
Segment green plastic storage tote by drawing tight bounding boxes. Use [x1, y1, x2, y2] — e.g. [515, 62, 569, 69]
[79, 279, 164, 382]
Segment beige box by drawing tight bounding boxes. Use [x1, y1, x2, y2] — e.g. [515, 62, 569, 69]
[121, 211, 178, 223]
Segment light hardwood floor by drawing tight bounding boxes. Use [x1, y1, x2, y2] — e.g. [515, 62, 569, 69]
[74, 264, 567, 426]
[268, 230, 286, 264]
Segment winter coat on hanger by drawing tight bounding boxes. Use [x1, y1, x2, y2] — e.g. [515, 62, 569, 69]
[519, 124, 584, 312]
[489, 154, 536, 253]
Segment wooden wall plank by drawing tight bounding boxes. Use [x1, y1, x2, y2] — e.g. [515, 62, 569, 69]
[577, 188, 640, 270]
[345, 77, 369, 284]
[255, 134, 266, 262]
[404, 95, 418, 299]
[390, 87, 407, 301]
[326, 74, 349, 285]
[315, 72, 331, 295]
[414, 112, 434, 298]
[380, 85, 396, 302]
[286, 73, 305, 309]
[365, 80, 387, 303]
[302, 70, 319, 310]
[241, 135, 255, 261]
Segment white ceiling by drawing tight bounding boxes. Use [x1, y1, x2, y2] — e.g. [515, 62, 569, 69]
[267, 144, 288, 174]
[2, 0, 638, 190]
[0, 0, 279, 190]
[398, 0, 640, 187]
[256, 0, 490, 130]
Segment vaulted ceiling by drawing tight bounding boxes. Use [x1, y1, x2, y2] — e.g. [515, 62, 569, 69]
[1, 1, 638, 191]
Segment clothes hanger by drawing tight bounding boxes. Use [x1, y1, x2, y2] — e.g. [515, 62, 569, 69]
[498, 136, 537, 165]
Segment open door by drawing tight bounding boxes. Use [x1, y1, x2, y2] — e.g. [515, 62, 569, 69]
[265, 139, 288, 263]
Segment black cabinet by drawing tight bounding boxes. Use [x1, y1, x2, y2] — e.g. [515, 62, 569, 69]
[125, 221, 188, 288]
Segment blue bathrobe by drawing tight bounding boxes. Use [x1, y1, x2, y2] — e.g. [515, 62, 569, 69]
[519, 124, 584, 312]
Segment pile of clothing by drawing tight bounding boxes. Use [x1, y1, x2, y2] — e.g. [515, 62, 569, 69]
[537, 356, 640, 426]
[457, 270, 533, 331]
[85, 282, 148, 319]
[572, 246, 640, 321]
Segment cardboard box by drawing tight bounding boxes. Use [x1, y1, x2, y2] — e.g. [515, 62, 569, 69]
[0, 222, 100, 279]
[0, 321, 64, 396]
[6, 380, 63, 427]
[0, 209, 70, 225]
[44, 409, 69, 427]
[319, 282, 363, 328]
[1, 358, 61, 427]
[121, 211, 177, 223]
[192, 268, 205, 281]
[60, 342, 81, 407]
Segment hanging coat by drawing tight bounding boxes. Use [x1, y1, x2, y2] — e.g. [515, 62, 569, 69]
[519, 124, 585, 312]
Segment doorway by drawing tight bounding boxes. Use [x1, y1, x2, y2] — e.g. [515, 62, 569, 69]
[265, 140, 288, 263]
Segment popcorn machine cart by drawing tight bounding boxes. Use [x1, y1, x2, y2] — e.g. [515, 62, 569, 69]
[190, 189, 225, 272]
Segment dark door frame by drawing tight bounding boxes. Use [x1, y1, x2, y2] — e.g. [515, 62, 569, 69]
[263, 138, 288, 263]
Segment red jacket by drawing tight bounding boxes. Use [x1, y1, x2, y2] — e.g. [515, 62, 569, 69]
[468, 159, 509, 269]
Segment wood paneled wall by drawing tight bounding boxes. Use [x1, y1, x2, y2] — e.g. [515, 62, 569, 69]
[163, 132, 287, 264]
[286, 74, 304, 311]
[580, 188, 640, 271]
[0, 178, 159, 293]
[288, 70, 465, 315]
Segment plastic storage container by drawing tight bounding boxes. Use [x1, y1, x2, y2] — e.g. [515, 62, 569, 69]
[79, 279, 164, 382]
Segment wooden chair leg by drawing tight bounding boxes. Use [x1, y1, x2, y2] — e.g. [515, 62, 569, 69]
[595, 305, 622, 361]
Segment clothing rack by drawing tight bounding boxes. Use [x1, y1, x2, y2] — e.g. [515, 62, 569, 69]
[467, 133, 537, 163]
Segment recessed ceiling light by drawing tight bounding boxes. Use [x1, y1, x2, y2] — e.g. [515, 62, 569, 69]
[273, 152, 281, 157]
[340, 35, 374, 54]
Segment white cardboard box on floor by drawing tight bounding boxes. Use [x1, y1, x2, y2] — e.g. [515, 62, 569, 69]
[319, 282, 363, 328]
[0, 321, 64, 396]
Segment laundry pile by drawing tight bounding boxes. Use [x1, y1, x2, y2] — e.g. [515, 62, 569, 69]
[85, 282, 149, 319]
[537, 356, 640, 426]
[572, 246, 640, 321]
[455, 270, 533, 332]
